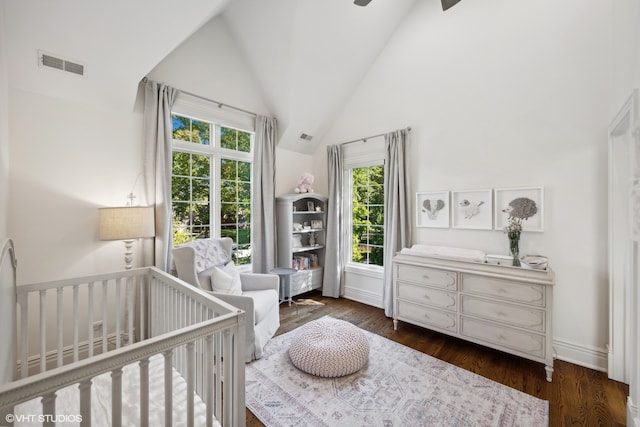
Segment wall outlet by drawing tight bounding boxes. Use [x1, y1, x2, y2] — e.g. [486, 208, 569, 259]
[92, 321, 103, 333]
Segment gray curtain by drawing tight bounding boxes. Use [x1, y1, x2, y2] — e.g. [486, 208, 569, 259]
[142, 80, 178, 272]
[323, 145, 344, 298]
[382, 129, 412, 317]
[252, 115, 278, 273]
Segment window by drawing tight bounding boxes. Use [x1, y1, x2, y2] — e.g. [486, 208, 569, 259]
[171, 113, 253, 265]
[350, 164, 384, 266]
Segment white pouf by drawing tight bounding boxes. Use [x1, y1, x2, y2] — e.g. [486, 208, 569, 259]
[288, 318, 369, 378]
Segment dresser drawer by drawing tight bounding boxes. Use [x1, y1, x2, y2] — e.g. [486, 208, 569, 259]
[398, 282, 457, 311]
[461, 274, 545, 307]
[396, 264, 457, 290]
[460, 317, 545, 358]
[397, 300, 458, 333]
[461, 296, 545, 332]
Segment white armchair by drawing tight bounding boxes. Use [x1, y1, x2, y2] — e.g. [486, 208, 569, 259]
[172, 238, 280, 362]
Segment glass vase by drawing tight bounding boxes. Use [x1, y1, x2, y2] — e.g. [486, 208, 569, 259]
[509, 234, 521, 267]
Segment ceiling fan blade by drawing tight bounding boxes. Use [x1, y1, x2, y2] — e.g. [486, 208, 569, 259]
[441, 0, 462, 11]
[354, 0, 373, 6]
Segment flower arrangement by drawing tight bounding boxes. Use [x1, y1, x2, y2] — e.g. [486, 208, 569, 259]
[502, 197, 537, 267]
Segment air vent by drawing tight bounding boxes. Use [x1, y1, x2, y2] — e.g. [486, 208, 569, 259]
[299, 133, 313, 142]
[38, 50, 86, 77]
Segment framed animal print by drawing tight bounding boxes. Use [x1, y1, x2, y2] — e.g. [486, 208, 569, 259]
[494, 187, 544, 232]
[451, 189, 492, 230]
[416, 191, 450, 228]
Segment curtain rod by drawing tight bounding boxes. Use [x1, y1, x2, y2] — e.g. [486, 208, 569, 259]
[340, 126, 412, 146]
[142, 77, 257, 117]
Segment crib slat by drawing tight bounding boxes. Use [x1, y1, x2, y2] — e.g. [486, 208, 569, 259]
[42, 392, 56, 427]
[19, 294, 28, 378]
[88, 282, 94, 358]
[139, 357, 150, 427]
[127, 276, 134, 344]
[139, 277, 146, 341]
[164, 350, 173, 427]
[111, 367, 123, 427]
[57, 287, 63, 367]
[39, 290, 47, 373]
[73, 285, 79, 362]
[186, 341, 195, 427]
[80, 379, 92, 427]
[215, 331, 222, 420]
[206, 334, 214, 427]
[223, 329, 233, 426]
[102, 280, 108, 353]
[115, 278, 122, 349]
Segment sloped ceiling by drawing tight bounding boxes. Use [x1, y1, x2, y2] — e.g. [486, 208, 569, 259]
[2, 0, 230, 110]
[2, 0, 416, 152]
[222, 0, 416, 154]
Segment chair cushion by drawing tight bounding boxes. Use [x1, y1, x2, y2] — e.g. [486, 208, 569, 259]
[211, 262, 242, 295]
[242, 289, 278, 324]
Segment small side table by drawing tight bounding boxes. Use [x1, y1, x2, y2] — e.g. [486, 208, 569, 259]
[270, 267, 298, 306]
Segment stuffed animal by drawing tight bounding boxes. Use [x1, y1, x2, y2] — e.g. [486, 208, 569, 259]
[295, 173, 315, 193]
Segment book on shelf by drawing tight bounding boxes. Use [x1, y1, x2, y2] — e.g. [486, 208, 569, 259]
[292, 253, 319, 270]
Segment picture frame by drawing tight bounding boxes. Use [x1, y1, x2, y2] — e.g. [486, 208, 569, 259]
[451, 189, 493, 230]
[307, 201, 315, 212]
[494, 187, 544, 232]
[311, 220, 323, 229]
[416, 191, 450, 228]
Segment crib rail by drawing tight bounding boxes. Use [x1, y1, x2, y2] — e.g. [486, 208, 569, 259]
[0, 267, 246, 427]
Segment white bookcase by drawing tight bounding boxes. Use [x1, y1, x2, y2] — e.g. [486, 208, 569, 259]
[276, 193, 327, 298]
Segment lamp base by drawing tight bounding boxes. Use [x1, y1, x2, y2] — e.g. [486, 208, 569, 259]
[123, 239, 134, 270]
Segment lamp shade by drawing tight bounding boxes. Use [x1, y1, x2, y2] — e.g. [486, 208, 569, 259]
[99, 206, 155, 241]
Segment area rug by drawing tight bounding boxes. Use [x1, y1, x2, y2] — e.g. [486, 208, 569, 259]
[246, 316, 548, 427]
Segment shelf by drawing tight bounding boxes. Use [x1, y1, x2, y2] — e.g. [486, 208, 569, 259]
[292, 245, 324, 253]
[293, 228, 324, 234]
[293, 211, 324, 214]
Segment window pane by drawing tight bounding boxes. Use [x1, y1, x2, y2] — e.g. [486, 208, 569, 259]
[172, 115, 190, 142]
[192, 178, 210, 202]
[238, 131, 251, 153]
[238, 161, 251, 181]
[221, 226, 237, 242]
[172, 152, 190, 175]
[192, 154, 210, 178]
[172, 177, 190, 201]
[220, 127, 237, 150]
[192, 203, 210, 226]
[221, 203, 237, 224]
[238, 182, 251, 202]
[351, 165, 384, 267]
[237, 224, 251, 245]
[220, 180, 237, 201]
[191, 119, 210, 145]
[220, 159, 237, 181]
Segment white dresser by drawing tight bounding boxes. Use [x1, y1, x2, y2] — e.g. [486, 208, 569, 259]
[392, 252, 555, 381]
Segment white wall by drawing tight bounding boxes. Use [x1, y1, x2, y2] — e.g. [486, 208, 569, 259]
[147, 16, 313, 197]
[0, 1, 9, 239]
[316, 0, 611, 370]
[8, 15, 311, 284]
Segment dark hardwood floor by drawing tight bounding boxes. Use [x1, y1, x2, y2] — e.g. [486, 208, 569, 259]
[246, 293, 629, 426]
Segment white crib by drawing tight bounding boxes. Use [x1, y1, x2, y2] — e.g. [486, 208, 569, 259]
[0, 238, 246, 427]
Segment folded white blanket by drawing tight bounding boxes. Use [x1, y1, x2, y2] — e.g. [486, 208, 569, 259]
[400, 244, 486, 263]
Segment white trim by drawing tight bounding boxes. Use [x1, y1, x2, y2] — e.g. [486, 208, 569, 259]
[553, 338, 608, 372]
[343, 287, 383, 309]
[173, 92, 255, 132]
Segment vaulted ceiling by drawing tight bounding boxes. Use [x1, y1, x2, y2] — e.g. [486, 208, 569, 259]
[2, 0, 417, 153]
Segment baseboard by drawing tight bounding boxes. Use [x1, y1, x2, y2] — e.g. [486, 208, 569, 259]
[628, 395, 639, 427]
[343, 287, 383, 309]
[552, 338, 608, 372]
[18, 332, 126, 374]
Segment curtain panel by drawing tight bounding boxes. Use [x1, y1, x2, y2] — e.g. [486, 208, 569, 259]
[323, 144, 344, 298]
[252, 115, 278, 273]
[382, 129, 412, 317]
[142, 80, 178, 272]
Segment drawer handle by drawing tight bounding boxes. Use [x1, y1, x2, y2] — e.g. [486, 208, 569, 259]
[423, 294, 431, 300]
[423, 275, 430, 280]
[497, 311, 507, 317]
[498, 334, 506, 341]
[497, 288, 507, 294]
